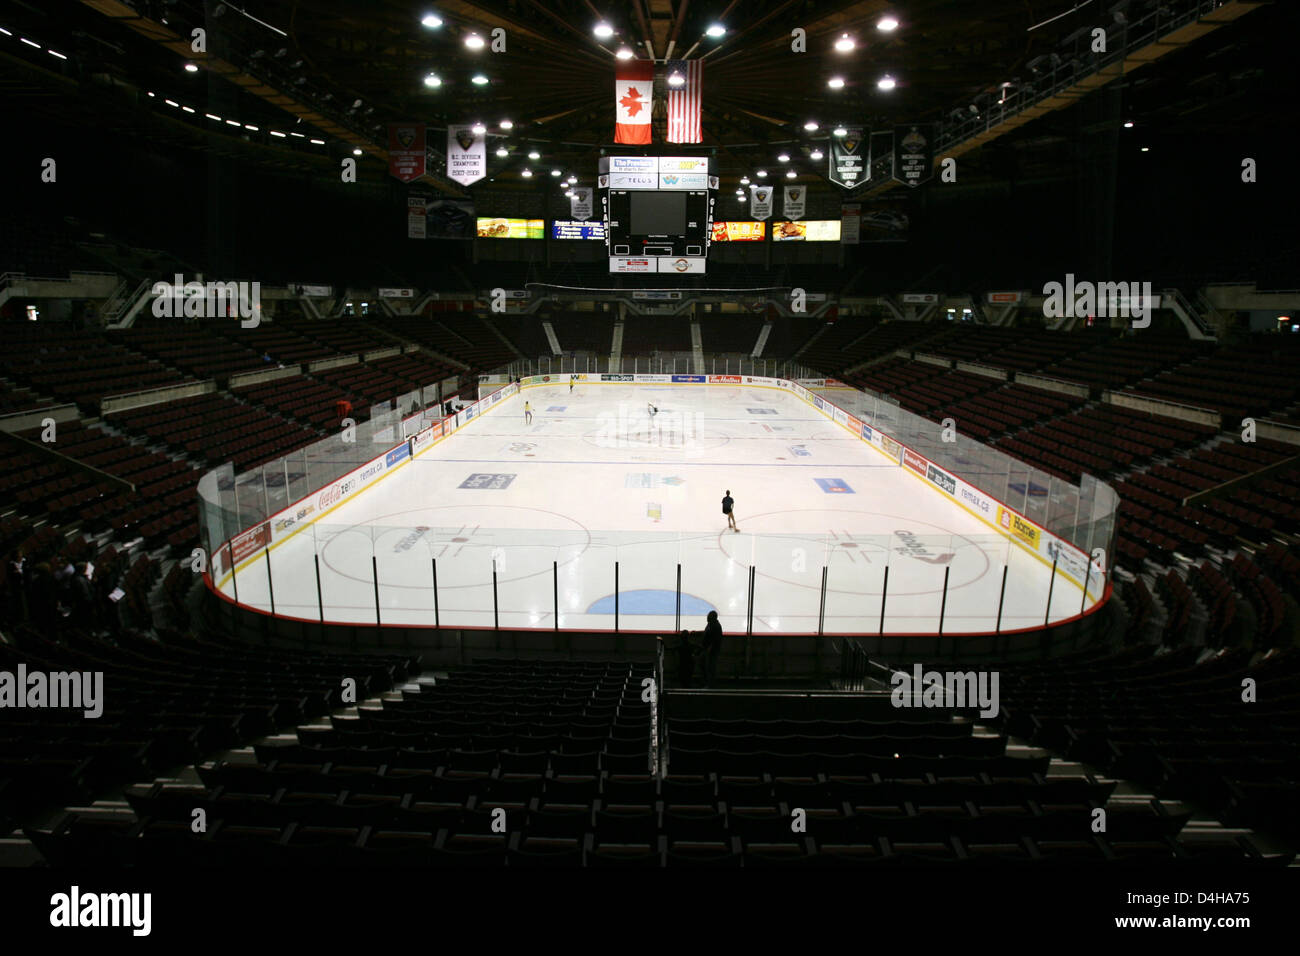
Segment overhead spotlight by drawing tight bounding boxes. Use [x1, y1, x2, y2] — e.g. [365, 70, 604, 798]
[616, 47, 634, 60]
[421, 13, 443, 29]
[352, 147, 362, 155]
[274, 48, 288, 58]
[740, 176, 750, 184]
[464, 33, 485, 50]
[528, 150, 540, 160]
[565, 191, 574, 198]
[735, 189, 744, 196]
[833, 127, 847, 137]
[778, 153, 790, 162]
[810, 149, 823, 160]
[705, 24, 726, 38]
[835, 34, 855, 52]
[471, 122, 486, 134]
[593, 22, 614, 39]
[499, 119, 514, 129]
[289, 59, 303, 69]
[827, 77, 845, 90]
[1123, 120, 1134, 128]
[1140, 146, 1150, 152]
[877, 75, 896, 90]
[423, 72, 442, 88]
[803, 121, 818, 131]
[668, 71, 685, 87]
[756, 169, 767, 177]
[877, 16, 899, 32]
[521, 168, 533, 177]
[567, 175, 577, 183]
[184, 62, 199, 73]
[496, 147, 509, 157]
[551, 169, 561, 176]
[785, 170, 796, 179]
[471, 73, 489, 85]
[351, 98, 363, 109]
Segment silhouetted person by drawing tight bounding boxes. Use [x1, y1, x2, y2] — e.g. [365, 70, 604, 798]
[27, 561, 60, 637]
[69, 562, 96, 631]
[699, 610, 723, 685]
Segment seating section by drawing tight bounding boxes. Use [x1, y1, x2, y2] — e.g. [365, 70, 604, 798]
[1, 626, 412, 846]
[548, 312, 614, 354]
[994, 645, 1300, 851]
[21, 657, 1296, 867]
[0, 327, 192, 410]
[621, 317, 692, 355]
[382, 315, 515, 370]
[105, 392, 320, 473]
[699, 315, 762, 354]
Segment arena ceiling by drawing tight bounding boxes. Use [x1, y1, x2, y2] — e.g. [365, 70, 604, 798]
[0, 0, 1284, 191]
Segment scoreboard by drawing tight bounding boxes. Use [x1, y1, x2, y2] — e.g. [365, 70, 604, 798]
[599, 156, 716, 274]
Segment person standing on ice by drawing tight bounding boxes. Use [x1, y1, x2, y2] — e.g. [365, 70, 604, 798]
[524, 400, 533, 425]
[570, 375, 575, 393]
[722, 490, 737, 532]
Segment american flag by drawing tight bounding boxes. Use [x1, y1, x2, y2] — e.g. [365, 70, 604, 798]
[665, 59, 702, 144]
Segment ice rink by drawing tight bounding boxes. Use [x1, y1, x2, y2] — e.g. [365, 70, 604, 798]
[217, 382, 1096, 635]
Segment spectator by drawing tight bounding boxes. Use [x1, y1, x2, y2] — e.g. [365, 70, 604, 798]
[699, 610, 723, 685]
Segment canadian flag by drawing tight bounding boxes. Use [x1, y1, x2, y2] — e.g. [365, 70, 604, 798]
[614, 62, 653, 145]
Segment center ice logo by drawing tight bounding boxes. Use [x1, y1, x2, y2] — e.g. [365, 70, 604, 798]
[893, 529, 955, 564]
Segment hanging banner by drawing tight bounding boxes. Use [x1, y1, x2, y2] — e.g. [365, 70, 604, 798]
[407, 197, 427, 239]
[446, 124, 487, 186]
[615, 61, 654, 145]
[829, 127, 867, 189]
[570, 186, 594, 221]
[783, 185, 806, 220]
[388, 124, 426, 183]
[840, 203, 860, 245]
[749, 184, 773, 221]
[893, 124, 935, 188]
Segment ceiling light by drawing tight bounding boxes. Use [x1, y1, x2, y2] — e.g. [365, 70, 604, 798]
[778, 153, 790, 162]
[877, 74, 896, 90]
[205, 113, 221, 121]
[827, 77, 845, 90]
[593, 23, 614, 39]
[164, 99, 179, 107]
[565, 191, 574, 198]
[810, 149, 823, 160]
[835, 34, 855, 52]
[471, 73, 489, 85]
[244, 124, 258, 131]
[567, 176, 577, 183]
[521, 168, 533, 177]
[616, 47, 634, 60]
[786, 170, 796, 178]
[352, 147, 362, 155]
[423, 73, 442, 88]
[877, 16, 899, 32]
[309, 139, 325, 145]
[464, 33, 485, 49]
[668, 71, 685, 87]
[551, 169, 561, 176]
[706, 24, 726, 38]
[471, 122, 486, 134]
[833, 127, 847, 137]
[1123, 120, 1134, 128]
[528, 150, 540, 160]
[496, 147, 509, 157]
[803, 121, 818, 132]
[421, 13, 443, 29]
[756, 169, 767, 177]
[182, 105, 195, 113]
[736, 189, 744, 196]
[1140, 146, 1150, 152]
[184, 62, 199, 73]
[740, 177, 749, 184]
[270, 130, 285, 137]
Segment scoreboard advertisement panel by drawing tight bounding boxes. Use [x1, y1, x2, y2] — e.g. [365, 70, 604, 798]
[552, 220, 607, 239]
[600, 156, 716, 273]
[711, 221, 766, 241]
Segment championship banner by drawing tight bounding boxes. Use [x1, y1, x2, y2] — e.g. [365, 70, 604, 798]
[840, 203, 860, 244]
[570, 187, 594, 221]
[446, 124, 487, 186]
[615, 61, 654, 145]
[388, 124, 426, 183]
[783, 185, 806, 220]
[893, 124, 935, 188]
[749, 185, 773, 221]
[829, 127, 867, 189]
[407, 197, 427, 239]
